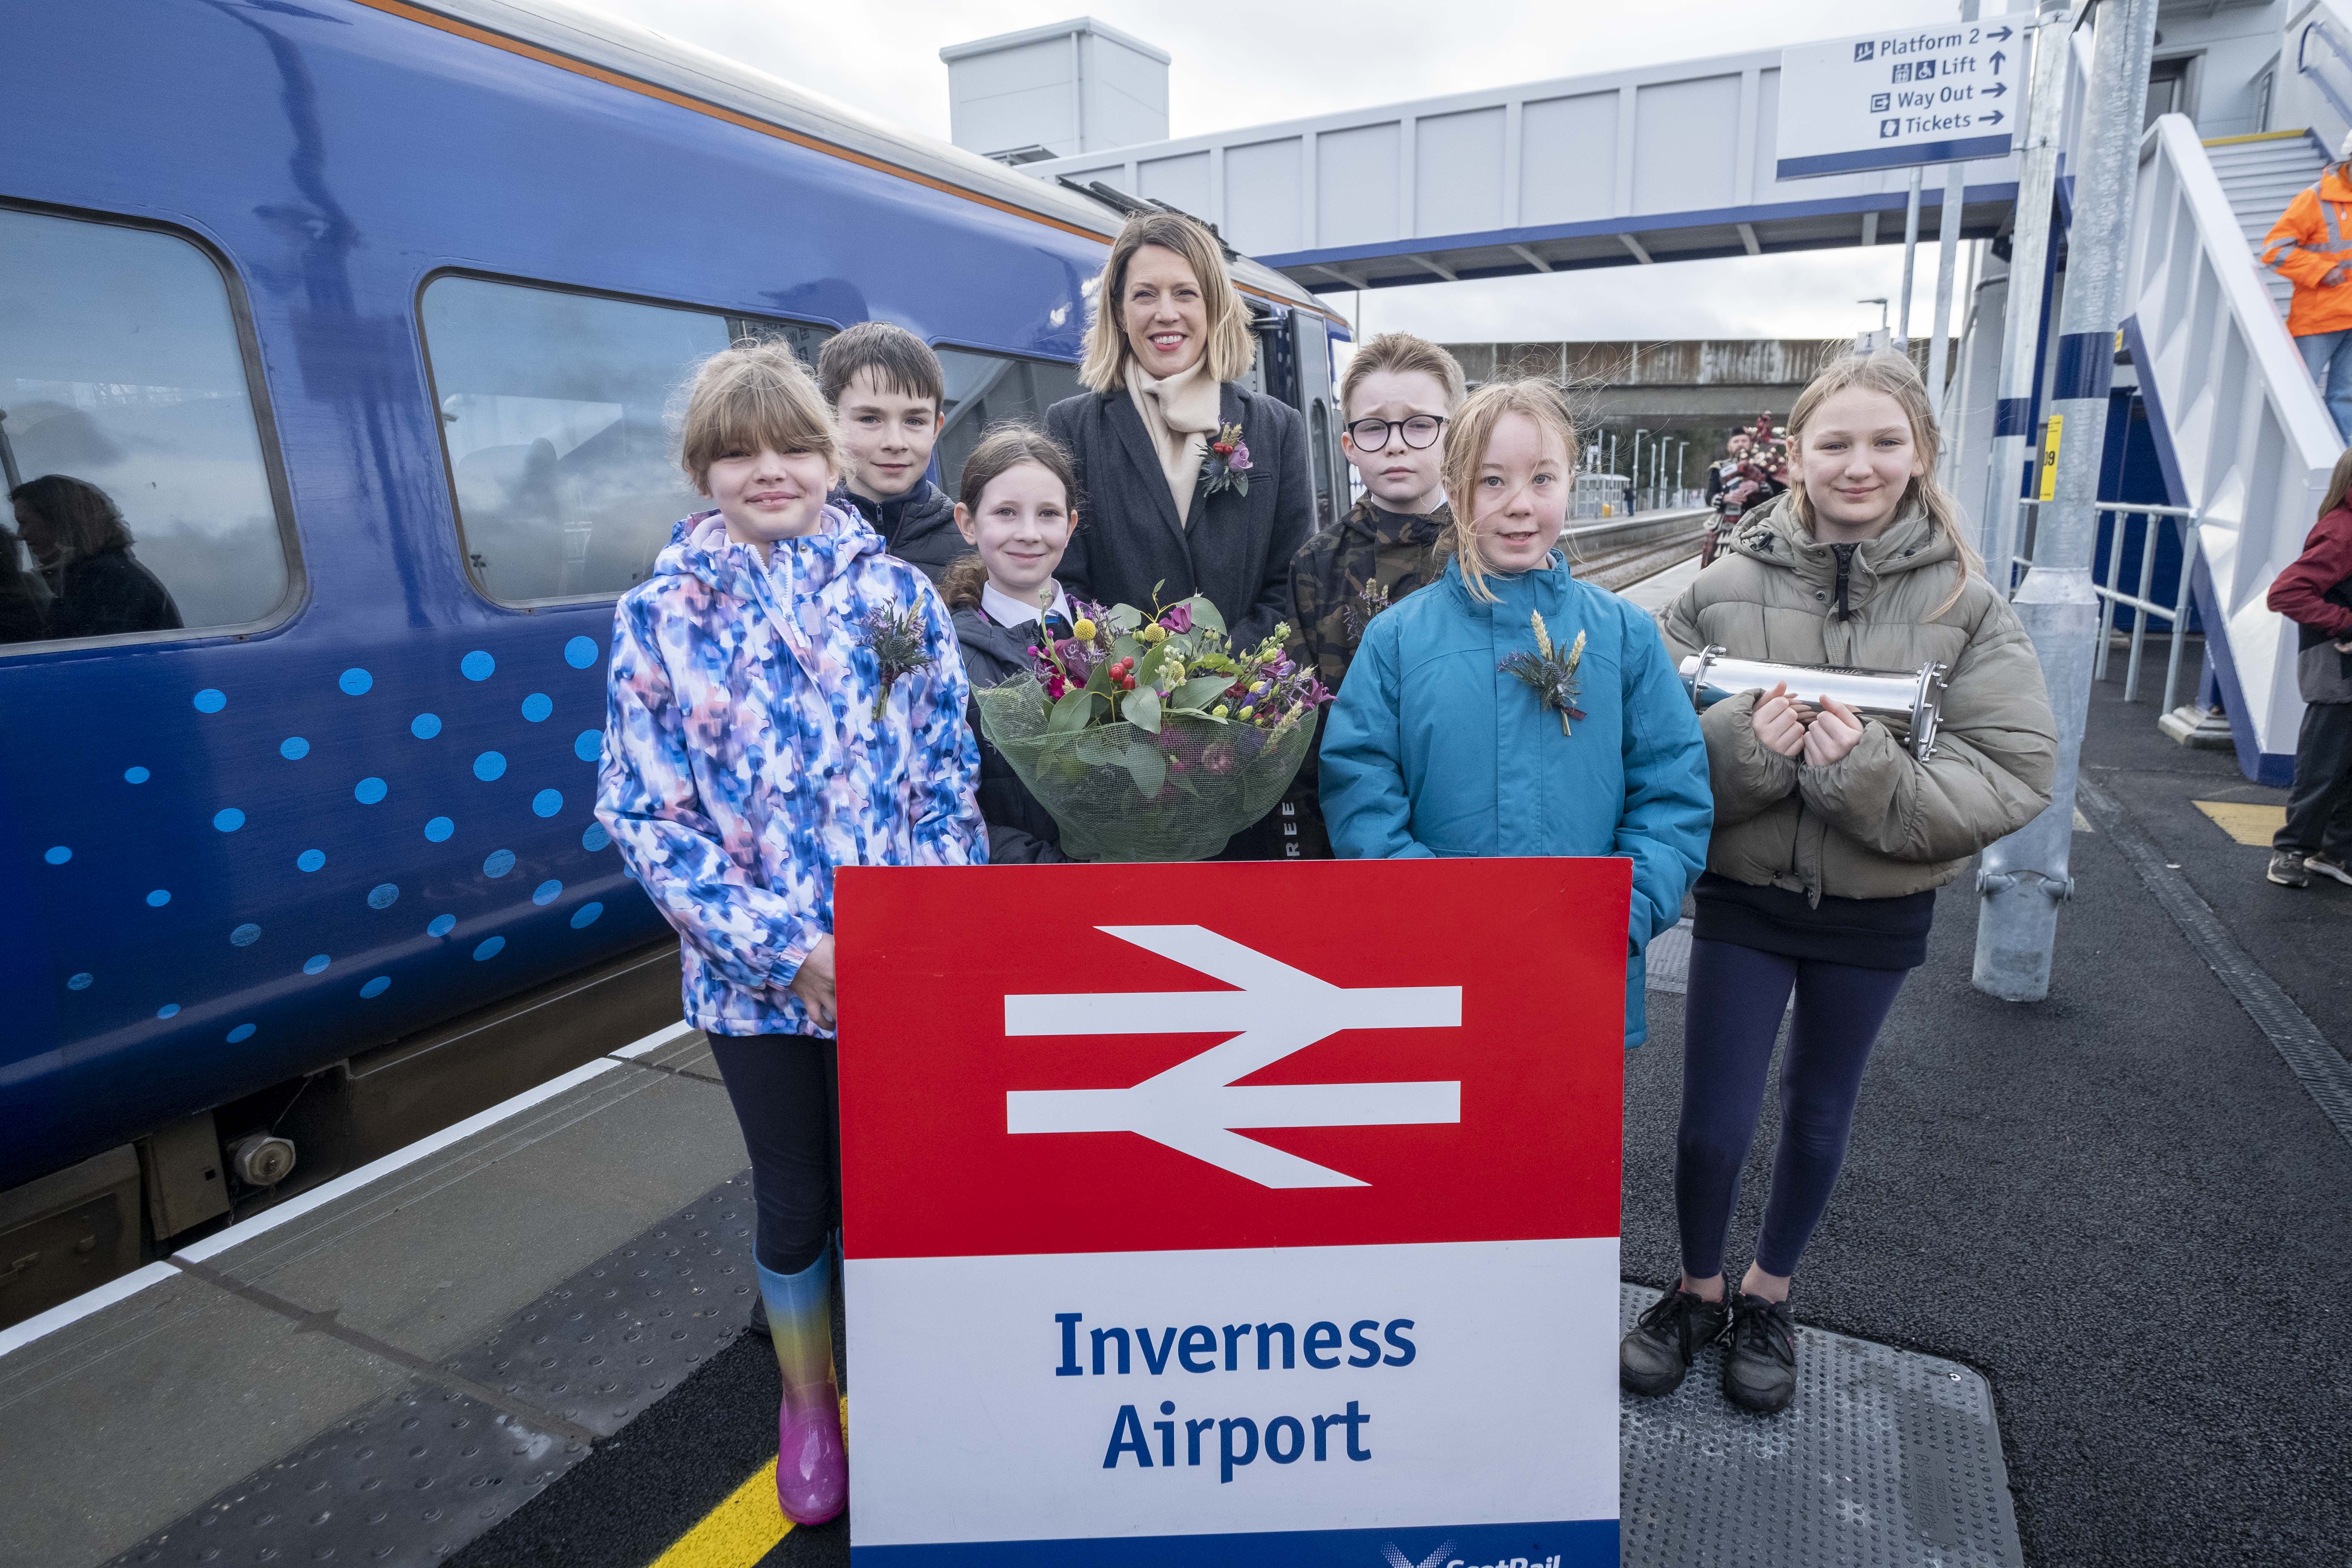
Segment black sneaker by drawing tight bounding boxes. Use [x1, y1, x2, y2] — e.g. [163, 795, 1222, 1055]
[2268, 850, 2310, 887]
[2306, 852, 2352, 887]
[1619, 1287, 1729, 1396]
[1722, 1292, 1798, 1414]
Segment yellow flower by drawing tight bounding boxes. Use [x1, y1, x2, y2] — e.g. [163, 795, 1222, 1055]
[1212, 704, 1230, 718]
[1072, 617, 1096, 640]
[1249, 681, 1268, 696]
[1238, 704, 1255, 719]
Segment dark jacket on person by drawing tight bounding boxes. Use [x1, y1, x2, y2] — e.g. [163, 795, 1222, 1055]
[2267, 502, 2352, 704]
[837, 480, 969, 587]
[1046, 381, 1314, 651]
[945, 588, 1072, 864]
[41, 547, 182, 641]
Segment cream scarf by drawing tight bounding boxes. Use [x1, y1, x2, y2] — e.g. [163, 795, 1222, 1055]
[1124, 357, 1223, 526]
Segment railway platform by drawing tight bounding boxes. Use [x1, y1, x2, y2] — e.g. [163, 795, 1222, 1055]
[3, 632, 2345, 1568]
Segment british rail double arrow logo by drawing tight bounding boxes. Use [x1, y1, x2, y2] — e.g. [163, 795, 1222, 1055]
[1003, 925, 1464, 1189]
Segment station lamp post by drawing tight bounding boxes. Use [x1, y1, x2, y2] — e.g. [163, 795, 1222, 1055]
[1631, 429, 1649, 511]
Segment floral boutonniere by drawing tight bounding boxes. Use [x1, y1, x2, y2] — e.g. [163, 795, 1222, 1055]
[858, 605, 932, 720]
[1499, 610, 1587, 735]
[1199, 421, 1252, 498]
[1342, 578, 1393, 640]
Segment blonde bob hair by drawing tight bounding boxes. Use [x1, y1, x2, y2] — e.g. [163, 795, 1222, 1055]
[1078, 211, 1256, 392]
[678, 340, 841, 491]
[1439, 377, 1581, 603]
[1783, 350, 1984, 620]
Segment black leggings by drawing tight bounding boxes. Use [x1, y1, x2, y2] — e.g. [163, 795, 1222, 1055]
[706, 1033, 839, 1275]
[1674, 937, 1910, 1281]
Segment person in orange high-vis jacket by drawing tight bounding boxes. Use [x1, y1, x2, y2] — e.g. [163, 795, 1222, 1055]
[2263, 131, 2352, 439]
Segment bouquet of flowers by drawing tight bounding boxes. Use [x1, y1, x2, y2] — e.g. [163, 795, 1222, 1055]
[972, 591, 1331, 861]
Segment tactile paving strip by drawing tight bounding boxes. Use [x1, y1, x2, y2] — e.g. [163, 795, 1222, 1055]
[1620, 1283, 2024, 1568]
[442, 1173, 760, 1436]
[107, 1381, 586, 1566]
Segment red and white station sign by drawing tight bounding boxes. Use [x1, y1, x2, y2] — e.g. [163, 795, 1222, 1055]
[835, 858, 1628, 1568]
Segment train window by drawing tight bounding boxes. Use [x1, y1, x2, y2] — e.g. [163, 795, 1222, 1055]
[933, 347, 1086, 499]
[0, 207, 294, 649]
[420, 277, 832, 605]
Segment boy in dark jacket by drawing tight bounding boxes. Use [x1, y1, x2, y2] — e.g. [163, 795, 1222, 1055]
[817, 322, 968, 584]
[1284, 333, 1463, 855]
[2265, 456, 2352, 887]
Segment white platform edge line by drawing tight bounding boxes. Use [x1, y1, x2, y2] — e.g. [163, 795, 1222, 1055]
[0, 1017, 691, 1360]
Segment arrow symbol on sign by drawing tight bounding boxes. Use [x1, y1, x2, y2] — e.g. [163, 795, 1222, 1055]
[1980, 109, 2005, 126]
[1003, 925, 1462, 1189]
[1983, 80, 2007, 97]
[1988, 48, 2007, 73]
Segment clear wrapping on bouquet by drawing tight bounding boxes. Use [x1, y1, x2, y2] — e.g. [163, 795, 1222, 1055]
[974, 673, 1317, 862]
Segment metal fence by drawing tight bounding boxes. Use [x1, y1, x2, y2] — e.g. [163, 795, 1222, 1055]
[2013, 498, 2203, 714]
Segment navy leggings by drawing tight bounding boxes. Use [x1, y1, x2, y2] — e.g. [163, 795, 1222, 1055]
[706, 1034, 839, 1275]
[1674, 937, 1910, 1280]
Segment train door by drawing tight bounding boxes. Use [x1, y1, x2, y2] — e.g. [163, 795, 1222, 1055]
[1291, 312, 1345, 530]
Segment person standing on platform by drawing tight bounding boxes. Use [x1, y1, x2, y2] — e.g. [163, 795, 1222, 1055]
[1628, 351, 2055, 1418]
[2264, 446, 2352, 888]
[818, 322, 966, 583]
[1700, 431, 1753, 570]
[942, 424, 1084, 863]
[1284, 332, 1464, 856]
[596, 343, 984, 1525]
[1318, 378, 1712, 1049]
[2261, 133, 2352, 440]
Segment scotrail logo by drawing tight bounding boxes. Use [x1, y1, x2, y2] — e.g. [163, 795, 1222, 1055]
[1380, 1550, 1563, 1568]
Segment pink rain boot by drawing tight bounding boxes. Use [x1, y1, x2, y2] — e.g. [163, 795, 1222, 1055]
[758, 1250, 846, 1524]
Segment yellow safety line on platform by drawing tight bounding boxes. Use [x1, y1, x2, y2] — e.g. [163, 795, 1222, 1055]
[2193, 799, 2286, 846]
[646, 1458, 789, 1568]
[2202, 129, 2313, 147]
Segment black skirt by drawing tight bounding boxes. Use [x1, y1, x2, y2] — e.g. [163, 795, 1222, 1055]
[1690, 871, 1935, 971]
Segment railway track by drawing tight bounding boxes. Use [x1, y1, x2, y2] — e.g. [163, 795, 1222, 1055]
[1575, 522, 1708, 593]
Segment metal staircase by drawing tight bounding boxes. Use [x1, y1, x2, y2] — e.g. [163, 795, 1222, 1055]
[2202, 129, 2330, 320]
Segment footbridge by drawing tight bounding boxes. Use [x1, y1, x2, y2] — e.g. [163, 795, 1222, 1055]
[999, 0, 2352, 783]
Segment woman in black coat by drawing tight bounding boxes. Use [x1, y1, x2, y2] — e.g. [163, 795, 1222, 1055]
[1046, 211, 1314, 654]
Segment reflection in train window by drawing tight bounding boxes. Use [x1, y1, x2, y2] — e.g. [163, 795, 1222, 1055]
[0, 207, 292, 648]
[421, 277, 832, 605]
[933, 348, 1086, 501]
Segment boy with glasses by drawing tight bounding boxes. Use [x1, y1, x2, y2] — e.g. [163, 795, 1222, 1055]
[1284, 332, 1464, 853]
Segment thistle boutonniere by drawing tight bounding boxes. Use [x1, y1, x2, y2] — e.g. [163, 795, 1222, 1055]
[857, 605, 932, 720]
[1341, 578, 1393, 640]
[1499, 610, 1588, 735]
[1200, 421, 1252, 498]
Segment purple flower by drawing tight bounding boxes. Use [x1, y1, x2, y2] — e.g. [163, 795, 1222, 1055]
[1227, 441, 1251, 473]
[1160, 603, 1194, 634]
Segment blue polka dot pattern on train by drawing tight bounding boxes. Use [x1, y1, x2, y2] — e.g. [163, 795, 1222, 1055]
[474, 751, 506, 781]
[193, 688, 226, 713]
[473, 936, 505, 960]
[280, 737, 310, 760]
[574, 730, 602, 763]
[146, 890, 171, 907]
[564, 635, 599, 669]
[411, 713, 442, 740]
[125, 766, 150, 783]
[581, 822, 610, 852]
[367, 883, 399, 910]
[461, 650, 496, 681]
[157, 1003, 180, 1019]
[424, 816, 454, 842]
[231, 923, 261, 946]
[44, 846, 71, 865]
[482, 849, 516, 878]
[226, 1023, 256, 1043]
[338, 668, 372, 696]
[531, 789, 562, 818]
[354, 776, 388, 805]
[296, 850, 326, 873]
[570, 902, 604, 928]
[68, 972, 93, 990]
[521, 693, 553, 722]
[427, 914, 456, 938]
[213, 808, 245, 833]
[532, 879, 562, 906]
[303, 954, 331, 975]
[360, 977, 390, 998]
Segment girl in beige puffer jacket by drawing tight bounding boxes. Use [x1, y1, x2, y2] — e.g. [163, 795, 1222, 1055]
[1620, 351, 2056, 1417]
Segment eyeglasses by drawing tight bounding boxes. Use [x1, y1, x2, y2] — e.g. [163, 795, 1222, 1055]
[1344, 415, 1446, 451]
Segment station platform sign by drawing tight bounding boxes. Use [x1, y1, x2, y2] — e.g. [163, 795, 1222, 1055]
[1777, 21, 2021, 179]
[834, 858, 1629, 1566]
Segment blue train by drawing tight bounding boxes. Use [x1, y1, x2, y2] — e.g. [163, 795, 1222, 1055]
[0, 0, 1345, 1309]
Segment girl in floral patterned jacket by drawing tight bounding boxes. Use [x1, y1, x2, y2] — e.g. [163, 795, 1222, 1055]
[595, 342, 983, 1525]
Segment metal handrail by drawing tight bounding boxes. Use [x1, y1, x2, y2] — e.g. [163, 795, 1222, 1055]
[2013, 498, 2203, 712]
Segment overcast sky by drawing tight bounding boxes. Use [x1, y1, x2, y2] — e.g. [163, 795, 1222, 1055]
[573, 0, 2016, 343]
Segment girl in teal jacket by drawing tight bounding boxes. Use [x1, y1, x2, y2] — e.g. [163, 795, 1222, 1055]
[1319, 379, 1712, 1047]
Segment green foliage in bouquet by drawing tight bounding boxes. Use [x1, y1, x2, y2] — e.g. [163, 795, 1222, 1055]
[972, 590, 1333, 862]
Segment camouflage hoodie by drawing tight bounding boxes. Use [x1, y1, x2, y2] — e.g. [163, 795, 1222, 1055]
[1285, 498, 1452, 692]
